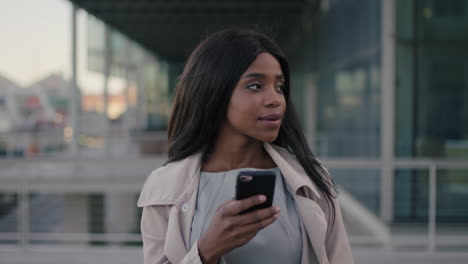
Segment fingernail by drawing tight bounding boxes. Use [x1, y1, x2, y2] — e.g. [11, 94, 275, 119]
[275, 207, 280, 213]
[259, 195, 266, 202]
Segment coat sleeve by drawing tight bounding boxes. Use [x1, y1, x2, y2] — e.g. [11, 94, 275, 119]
[140, 205, 203, 264]
[324, 196, 355, 264]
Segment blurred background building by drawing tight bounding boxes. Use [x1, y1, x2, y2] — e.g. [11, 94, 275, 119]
[0, 0, 467, 263]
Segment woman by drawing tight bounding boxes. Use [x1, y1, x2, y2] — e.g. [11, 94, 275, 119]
[138, 28, 354, 264]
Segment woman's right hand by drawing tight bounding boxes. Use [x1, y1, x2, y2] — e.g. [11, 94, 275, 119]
[197, 195, 280, 264]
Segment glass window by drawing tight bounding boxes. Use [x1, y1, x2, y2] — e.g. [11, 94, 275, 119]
[396, 0, 468, 159]
[313, 0, 382, 158]
[420, 0, 468, 39]
[396, 0, 468, 222]
[330, 169, 381, 215]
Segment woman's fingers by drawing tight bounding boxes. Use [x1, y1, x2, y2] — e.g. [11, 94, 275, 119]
[200, 198, 280, 257]
[232, 206, 280, 226]
[217, 195, 266, 216]
[236, 213, 279, 236]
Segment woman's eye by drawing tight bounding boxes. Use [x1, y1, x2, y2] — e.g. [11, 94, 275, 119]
[277, 84, 285, 92]
[247, 83, 261, 90]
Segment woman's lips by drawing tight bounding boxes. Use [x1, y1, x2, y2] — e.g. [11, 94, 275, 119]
[259, 119, 282, 128]
[258, 114, 282, 128]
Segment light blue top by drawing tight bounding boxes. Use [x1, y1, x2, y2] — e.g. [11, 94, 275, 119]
[189, 167, 302, 264]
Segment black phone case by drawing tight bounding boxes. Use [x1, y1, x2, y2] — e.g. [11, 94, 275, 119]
[235, 170, 276, 214]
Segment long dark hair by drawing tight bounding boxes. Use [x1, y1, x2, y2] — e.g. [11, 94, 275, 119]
[167, 28, 338, 228]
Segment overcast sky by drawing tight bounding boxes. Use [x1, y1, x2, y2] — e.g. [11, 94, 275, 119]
[0, 0, 125, 95]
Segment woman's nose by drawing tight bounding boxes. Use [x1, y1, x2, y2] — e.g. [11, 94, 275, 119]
[264, 86, 282, 108]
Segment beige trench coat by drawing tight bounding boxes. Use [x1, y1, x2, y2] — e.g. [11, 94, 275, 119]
[137, 142, 354, 264]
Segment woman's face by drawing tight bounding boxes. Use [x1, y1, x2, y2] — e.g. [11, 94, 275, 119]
[224, 52, 287, 142]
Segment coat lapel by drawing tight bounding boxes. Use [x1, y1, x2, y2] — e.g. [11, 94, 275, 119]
[164, 203, 192, 263]
[264, 143, 329, 263]
[163, 153, 201, 263]
[295, 196, 329, 264]
[162, 153, 229, 263]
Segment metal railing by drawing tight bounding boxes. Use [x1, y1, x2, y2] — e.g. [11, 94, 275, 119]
[324, 158, 468, 252]
[0, 157, 467, 252]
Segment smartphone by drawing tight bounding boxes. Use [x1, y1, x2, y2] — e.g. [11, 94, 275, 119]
[235, 170, 276, 214]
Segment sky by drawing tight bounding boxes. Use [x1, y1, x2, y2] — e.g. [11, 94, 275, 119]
[0, 0, 125, 95]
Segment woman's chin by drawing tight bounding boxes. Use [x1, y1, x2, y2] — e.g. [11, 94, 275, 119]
[257, 133, 279, 143]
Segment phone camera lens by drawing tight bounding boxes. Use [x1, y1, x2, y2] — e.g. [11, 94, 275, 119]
[240, 175, 253, 182]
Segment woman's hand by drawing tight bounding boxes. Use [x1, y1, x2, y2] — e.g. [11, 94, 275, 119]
[197, 195, 280, 264]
